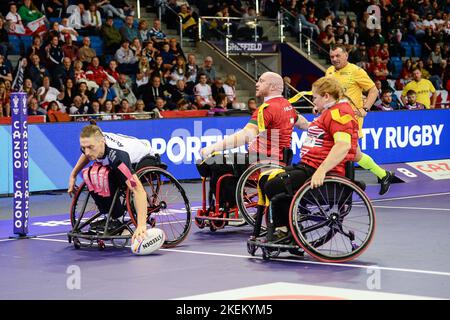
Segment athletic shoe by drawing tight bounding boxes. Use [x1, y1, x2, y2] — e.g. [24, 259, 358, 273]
[90, 218, 123, 232]
[379, 171, 395, 195]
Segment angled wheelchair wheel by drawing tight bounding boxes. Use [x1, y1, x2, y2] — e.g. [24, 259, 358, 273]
[70, 182, 104, 234]
[289, 176, 375, 263]
[236, 162, 284, 228]
[126, 166, 191, 248]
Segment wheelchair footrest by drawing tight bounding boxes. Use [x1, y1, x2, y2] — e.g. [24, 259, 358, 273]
[247, 239, 298, 250]
[68, 231, 132, 241]
[195, 216, 245, 222]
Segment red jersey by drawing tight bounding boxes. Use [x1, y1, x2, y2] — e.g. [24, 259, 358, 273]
[248, 96, 298, 161]
[301, 102, 358, 176]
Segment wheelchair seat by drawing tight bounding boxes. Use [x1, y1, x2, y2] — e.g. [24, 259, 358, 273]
[134, 154, 168, 171]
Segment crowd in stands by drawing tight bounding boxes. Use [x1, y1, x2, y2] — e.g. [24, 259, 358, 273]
[0, 0, 448, 121]
[0, 0, 251, 120]
[280, 0, 449, 108]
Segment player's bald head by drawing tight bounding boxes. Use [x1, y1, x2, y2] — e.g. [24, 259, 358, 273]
[256, 72, 284, 97]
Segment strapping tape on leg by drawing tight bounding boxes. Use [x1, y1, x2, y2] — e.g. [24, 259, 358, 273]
[118, 162, 137, 188]
[82, 163, 111, 197]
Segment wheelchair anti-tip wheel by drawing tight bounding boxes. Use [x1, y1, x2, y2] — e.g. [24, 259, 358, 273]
[236, 162, 284, 228]
[289, 176, 375, 263]
[126, 166, 192, 248]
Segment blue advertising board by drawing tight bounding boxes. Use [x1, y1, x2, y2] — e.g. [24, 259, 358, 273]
[0, 109, 449, 194]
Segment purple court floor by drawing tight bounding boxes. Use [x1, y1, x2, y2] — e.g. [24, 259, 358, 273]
[1, 180, 450, 300]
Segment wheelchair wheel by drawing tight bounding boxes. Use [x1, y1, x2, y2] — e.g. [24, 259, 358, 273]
[236, 162, 284, 227]
[126, 167, 191, 248]
[289, 176, 375, 263]
[70, 182, 105, 234]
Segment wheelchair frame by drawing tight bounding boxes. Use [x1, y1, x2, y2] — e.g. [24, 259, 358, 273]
[247, 165, 375, 263]
[68, 165, 191, 250]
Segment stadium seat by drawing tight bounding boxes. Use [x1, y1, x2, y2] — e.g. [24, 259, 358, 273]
[411, 43, 422, 58]
[21, 36, 33, 53]
[8, 35, 20, 54]
[113, 18, 124, 29]
[401, 42, 412, 57]
[49, 17, 62, 24]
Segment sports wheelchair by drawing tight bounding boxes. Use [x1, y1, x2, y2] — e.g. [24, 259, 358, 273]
[194, 149, 293, 232]
[67, 155, 192, 250]
[247, 162, 375, 263]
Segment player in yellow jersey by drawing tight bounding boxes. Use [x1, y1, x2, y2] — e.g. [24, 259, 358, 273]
[326, 44, 394, 195]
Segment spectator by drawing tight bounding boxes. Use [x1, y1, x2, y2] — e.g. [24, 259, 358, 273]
[101, 16, 123, 54]
[194, 74, 215, 109]
[134, 71, 149, 94]
[142, 75, 166, 109]
[236, 6, 263, 40]
[100, 99, 119, 120]
[176, 99, 191, 111]
[62, 35, 80, 62]
[78, 37, 97, 66]
[58, 78, 76, 108]
[223, 74, 246, 109]
[211, 77, 225, 102]
[199, 56, 216, 83]
[209, 92, 228, 116]
[76, 81, 96, 105]
[425, 59, 444, 90]
[148, 19, 167, 49]
[96, 79, 119, 106]
[335, 24, 347, 44]
[0, 55, 12, 83]
[120, 15, 140, 43]
[60, 17, 79, 43]
[26, 36, 45, 65]
[18, 0, 44, 25]
[37, 76, 63, 107]
[69, 95, 89, 115]
[169, 56, 187, 89]
[138, 56, 150, 74]
[68, 3, 87, 32]
[43, 0, 66, 19]
[138, 19, 150, 42]
[47, 100, 71, 122]
[134, 99, 151, 119]
[97, 0, 126, 20]
[142, 40, 158, 64]
[23, 78, 36, 104]
[0, 19, 9, 58]
[45, 21, 62, 46]
[296, 5, 320, 39]
[0, 81, 10, 117]
[106, 59, 120, 82]
[409, 13, 426, 41]
[54, 57, 75, 89]
[423, 28, 439, 59]
[6, 3, 25, 35]
[159, 42, 176, 70]
[88, 100, 102, 119]
[370, 56, 389, 82]
[113, 73, 137, 106]
[115, 40, 139, 75]
[130, 37, 142, 57]
[73, 59, 98, 91]
[247, 97, 257, 113]
[152, 97, 166, 118]
[403, 90, 426, 110]
[28, 97, 47, 115]
[86, 56, 109, 86]
[45, 36, 64, 83]
[185, 53, 199, 93]
[168, 38, 183, 57]
[117, 98, 133, 119]
[83, 3, 102, 35]
[178, 4, 198, 39]
[27, 54, 50, 89]
[401, 67, 437, 109]
[150, 55, 170, 88]
[169, 79, 193, 104]
[319, 25, 336, 52]
[318, 9, 334, 32]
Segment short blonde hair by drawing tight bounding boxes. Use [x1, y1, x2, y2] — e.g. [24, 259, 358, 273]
[312, 77, 343, 100]
[80, 124, 103, 139]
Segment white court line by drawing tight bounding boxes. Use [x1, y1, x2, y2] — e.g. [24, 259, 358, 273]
[371, 191, 450, 203]
[30, 236, 450, 278]
[354, 205, 450, 212]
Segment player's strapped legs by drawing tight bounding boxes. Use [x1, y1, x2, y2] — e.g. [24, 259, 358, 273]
[89, 169, 126, 219]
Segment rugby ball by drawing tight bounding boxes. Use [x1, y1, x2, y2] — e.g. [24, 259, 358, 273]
[131, 228, 165, 255]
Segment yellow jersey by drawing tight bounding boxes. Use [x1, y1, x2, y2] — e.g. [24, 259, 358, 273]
[325, 63, 375, 110]
[401, 79, 436, 109]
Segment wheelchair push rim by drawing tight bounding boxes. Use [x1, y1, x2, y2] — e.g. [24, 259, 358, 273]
[126, 166, 192, 248]
[289, 176, 376, 263]
[236, 162, 284, 227]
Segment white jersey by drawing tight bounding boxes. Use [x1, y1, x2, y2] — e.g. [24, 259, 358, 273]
[96, 132, 154, 168]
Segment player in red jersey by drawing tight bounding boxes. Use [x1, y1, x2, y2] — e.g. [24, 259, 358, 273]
[200, 71, 310, 161]
[255, 76, 359, 242]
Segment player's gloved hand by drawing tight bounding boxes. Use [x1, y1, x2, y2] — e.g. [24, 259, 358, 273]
[200, 146, 213, 159]
[132, 224, 147, 243]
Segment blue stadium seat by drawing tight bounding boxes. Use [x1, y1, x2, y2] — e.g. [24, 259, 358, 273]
[21, 36, 33, 53]
[113, 19, 124, 29]
[49, 17, 62, 24]
[411, 43, 422, 58]
[8, 35, 20, 54]
[401, 42, 412, 57]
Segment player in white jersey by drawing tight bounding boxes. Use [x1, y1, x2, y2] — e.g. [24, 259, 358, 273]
[68, 123, 158, 242]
